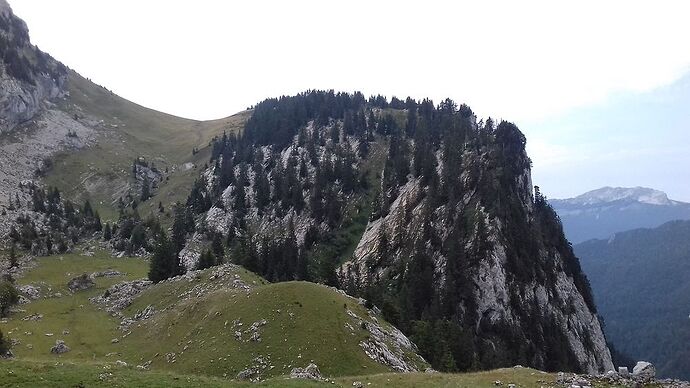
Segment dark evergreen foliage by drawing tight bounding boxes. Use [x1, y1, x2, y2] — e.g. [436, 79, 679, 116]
[0, 328, 10, 356]
[0, 281, 19, 317]
[148, 231, 183, 282]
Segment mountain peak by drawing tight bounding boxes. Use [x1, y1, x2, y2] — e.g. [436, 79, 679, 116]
[562, 186, 674, 206]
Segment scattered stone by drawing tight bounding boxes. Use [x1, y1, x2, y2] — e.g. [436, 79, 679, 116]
[557, 372, 567, 383]
[50, 340, 70, 354]
[115, 360, 127, 367]
[618, 366, 629, 376]
[132, 305, 155, 320]
[347, 309, 419, 372]
[352, 382, 363, 388]
[91, 270, 123, 278]
[62, 329, 69, 335]
[90, 279, 152, 314]
[17, 285, 40, 300]
[135, 360, 151, 370]
[21, 313, 42, 321]
[236, 367, 259, 380]
[67, 274, 95, 292]
[98, 372, 113, 381]
[111, 338, 119, 344]
[290, 363, 322, 380]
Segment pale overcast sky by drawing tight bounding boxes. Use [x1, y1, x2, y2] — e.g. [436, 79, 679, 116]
[10, 1, 690, 200]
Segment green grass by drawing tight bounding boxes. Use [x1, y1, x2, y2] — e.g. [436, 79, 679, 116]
[45, 71, 248, 221]
[0, 360, 647, 387]
[0, 359, 326, 387]
[3, 252, 424, 381]
[2, 251, 148, 362]
[117, 281, 402, 378]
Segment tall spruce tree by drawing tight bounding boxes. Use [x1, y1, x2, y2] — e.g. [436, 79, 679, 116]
[148, 231, 181, 282]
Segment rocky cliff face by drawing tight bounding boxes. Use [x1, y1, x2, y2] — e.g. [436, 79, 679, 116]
[338, 123, 613, 374]
[0, 0, 67, 134]
[178, 93, 613, 374]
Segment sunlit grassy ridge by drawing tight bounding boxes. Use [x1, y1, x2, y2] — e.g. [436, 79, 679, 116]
[46, 71, 248, 220]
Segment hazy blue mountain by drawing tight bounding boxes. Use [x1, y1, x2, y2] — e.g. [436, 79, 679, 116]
[551, 187, 690, 243]
[575, 220, 690, 379]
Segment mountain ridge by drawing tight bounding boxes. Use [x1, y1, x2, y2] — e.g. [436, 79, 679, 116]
[550, 187, 690, 243]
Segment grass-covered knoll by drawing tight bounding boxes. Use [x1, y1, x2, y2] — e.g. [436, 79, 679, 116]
[118, 277, 423, 379]
[46, 71, 249, 220]
[2, 251, 148, 362]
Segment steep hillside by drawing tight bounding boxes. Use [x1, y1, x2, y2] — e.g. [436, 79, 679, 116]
[46, 71, 249, 220]
[575, 220, 690, 380]
[0, 0, 245, 235]
[551, 187, 690, 243]
[172, 93, 613, 374]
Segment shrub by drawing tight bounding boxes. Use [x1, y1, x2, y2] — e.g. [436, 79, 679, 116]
[0, 281, 19, 317]
[0, 329, 10, 356]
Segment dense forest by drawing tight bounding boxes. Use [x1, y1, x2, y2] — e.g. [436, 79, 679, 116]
[576, 220, 690, 379]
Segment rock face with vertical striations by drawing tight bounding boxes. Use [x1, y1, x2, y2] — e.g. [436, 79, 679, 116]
[334, 112, 613, 374]
[0, 0, 67, 134]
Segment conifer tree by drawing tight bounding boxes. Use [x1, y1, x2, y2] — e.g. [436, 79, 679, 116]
[148, 231, 182, 282]
[103, 222, 112, 240]
[0, 328, 8, 355]
[8, 243, 17, 269]
[211, 232, 224, 262]
[172, 206, 188, 254]
[196, 249, 216, 270]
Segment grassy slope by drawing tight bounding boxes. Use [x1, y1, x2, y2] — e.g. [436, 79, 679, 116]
[1, 252, 424, 381]
[2, 251, 148, 362]
[45, 71, 248, 221]
[0, 359, 324, 388]
[118, 280, 398, 378]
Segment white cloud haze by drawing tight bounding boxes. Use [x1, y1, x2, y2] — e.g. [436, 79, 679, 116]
[10, 0, 690, 200]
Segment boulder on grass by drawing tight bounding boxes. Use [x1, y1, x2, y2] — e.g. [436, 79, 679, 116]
[290, 363, 322, 380]
[50, 340, 70, 354]
[67, 274, 95, 292]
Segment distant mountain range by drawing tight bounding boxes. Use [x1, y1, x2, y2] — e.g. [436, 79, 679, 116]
[575, 220, 690, 380]
[550, 187, 690, 243]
